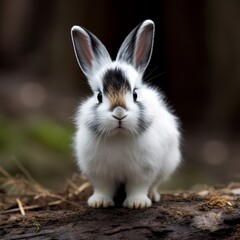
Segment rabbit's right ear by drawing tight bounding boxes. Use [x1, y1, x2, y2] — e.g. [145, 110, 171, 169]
[116, 20, 155, 74]
[71, 26, 111, 78]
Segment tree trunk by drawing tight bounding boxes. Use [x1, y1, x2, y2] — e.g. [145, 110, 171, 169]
[1, 184, 240, 239]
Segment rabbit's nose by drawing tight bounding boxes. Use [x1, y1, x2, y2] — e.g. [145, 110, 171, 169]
[112, 106, 127, 120]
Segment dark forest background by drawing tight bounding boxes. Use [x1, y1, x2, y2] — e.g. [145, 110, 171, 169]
[1, 0, 240, 190]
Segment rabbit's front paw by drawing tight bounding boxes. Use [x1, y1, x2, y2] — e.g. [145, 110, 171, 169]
[88, 194, 114, 208]
[149, 189, 161, 202]
[123, 195, 152, 209]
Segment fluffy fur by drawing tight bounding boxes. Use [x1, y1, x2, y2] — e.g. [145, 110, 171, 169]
[71, 20, 181, 209]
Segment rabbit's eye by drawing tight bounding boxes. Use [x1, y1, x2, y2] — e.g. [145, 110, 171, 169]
[133, 89, 138, 102]
[97, 92, 103, 103]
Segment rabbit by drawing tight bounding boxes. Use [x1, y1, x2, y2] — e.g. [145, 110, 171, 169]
[71, 20, 181, 209]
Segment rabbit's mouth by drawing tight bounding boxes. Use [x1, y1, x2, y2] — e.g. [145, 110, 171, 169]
[116, 120, 128, 130]
[114, 121, 126, 131]
[117, 121, 123, 128]
[112, 115, 126, 129]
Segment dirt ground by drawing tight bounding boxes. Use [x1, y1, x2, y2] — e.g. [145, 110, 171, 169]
[0, 171, 240, 239]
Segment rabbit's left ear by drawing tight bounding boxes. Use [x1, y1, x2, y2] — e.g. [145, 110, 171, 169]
[116, 20, 155, 73]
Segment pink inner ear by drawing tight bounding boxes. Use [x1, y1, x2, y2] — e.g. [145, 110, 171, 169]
[76, 32, 93, 68]
[134, 25, 152, 69]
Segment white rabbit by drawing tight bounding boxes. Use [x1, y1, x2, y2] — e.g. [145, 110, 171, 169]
[71, 20, 181, 209]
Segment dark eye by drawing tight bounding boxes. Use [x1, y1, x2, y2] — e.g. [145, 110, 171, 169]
[97, 92, 102, 103]
[133, 89, 138, 102]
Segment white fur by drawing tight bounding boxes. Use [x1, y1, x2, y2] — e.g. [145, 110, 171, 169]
[72, 20, 181, 208]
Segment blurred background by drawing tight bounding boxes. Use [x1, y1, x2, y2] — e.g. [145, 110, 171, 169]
[1, 0, 240, 190]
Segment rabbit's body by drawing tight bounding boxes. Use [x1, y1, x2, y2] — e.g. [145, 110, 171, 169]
[71, 20, 181, 208]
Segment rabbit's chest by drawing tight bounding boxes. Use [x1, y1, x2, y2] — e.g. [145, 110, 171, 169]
[84, 137, 159, 181]
[90, 141, 136, 166]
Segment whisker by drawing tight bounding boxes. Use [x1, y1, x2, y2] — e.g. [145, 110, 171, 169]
[76, 73, 89, 87]
[144, 66, 159, 81]
[145, 72, 166, 83]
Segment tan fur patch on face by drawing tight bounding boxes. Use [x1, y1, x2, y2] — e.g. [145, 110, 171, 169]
[107, 86, 126, 109]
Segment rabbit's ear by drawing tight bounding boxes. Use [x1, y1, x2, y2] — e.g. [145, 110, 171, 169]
[116, 20, 155, 73]
[71, 26, 111, 77]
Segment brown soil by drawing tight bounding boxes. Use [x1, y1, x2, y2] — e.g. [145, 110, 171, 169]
[0, 171, 240, 239]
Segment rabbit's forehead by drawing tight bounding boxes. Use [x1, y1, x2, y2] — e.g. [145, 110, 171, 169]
[102, 68, 131, 94]
[98, 62, 140, 91]
[100, 67, 134, 109]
